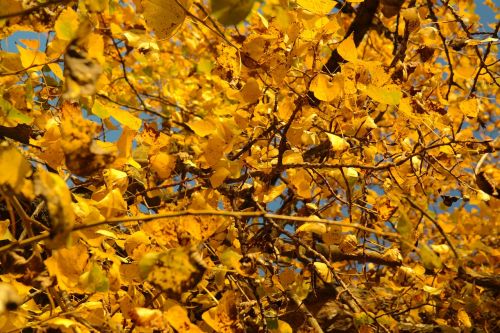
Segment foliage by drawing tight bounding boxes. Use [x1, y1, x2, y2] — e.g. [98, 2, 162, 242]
[0, 0, 499, 332]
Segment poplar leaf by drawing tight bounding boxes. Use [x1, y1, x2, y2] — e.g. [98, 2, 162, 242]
[459, 98, 478, 118]
[211, 0, 255, 26]
[79, 264, 110, 292]
[313, 262, 333, 283]
[337, 35, 357, 62]
[142, 0, 192, 39]
[420, 243, 442, 270]
[188, 119, 217, 137]
[457, 309, 472, 328]
[48, 63, 64, 81]
[55, 8, 80, 41]
[326, 133, 349, 152]
[210, 166, 231, 188]
[35, 168, 75, 249]
[0, 96, 33, 126]
[310, 74, 342, 102]
[144, 247, 206, 298]
[109, 107, 142, 131]
[296, 222, 327, 235]
[366, 84, 402, 105]
[150, 152, 176, 179]
[296, 0, 336, 15]
[16, 45, 46, 69]
[0, 144, 31, 190]
[165, 304, 204, 332]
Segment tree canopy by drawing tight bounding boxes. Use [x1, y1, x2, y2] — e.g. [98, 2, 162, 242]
[0, 0, 499, 332]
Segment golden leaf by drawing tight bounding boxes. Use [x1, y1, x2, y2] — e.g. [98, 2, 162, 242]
[34, 168, 75, 248]
[165, 303, 204, 332]
[326, 133, 349, 152]
[310, 73, 343, 102]
[313, 262, 333, 283]
[296, 222, 327, 235]
[240, 78, 261, 104]
[150, 152, 176, 179]
[145, 247, 206, 298]
[457, 309, 472, 328]
[365, 84, 402, 105]
[211, 0, 255, 26]
[459, 98, 478, 118]
[337, 35, 358, 63]
[202, 291, 239, 332]
[142, 0, 192, 39]
[44, 243, 89, 290]
[296, 0, 336, 15]
[0, 143, 31, 191]
[55, 7, 80, 41]
[210, 166, 231, 188]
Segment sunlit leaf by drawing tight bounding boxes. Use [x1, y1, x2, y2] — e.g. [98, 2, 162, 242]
[420, 243, 442, 270]
[0, 143, 31, 190]
[142, 0, 192, 39]
[144, 247, 206, 297]
[211, 0, 255, 26]
[365, 84, 402, 105]
[55, 8, 80, 41]
[337, 35, 357, 62]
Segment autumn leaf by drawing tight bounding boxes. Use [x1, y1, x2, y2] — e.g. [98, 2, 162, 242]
[142, 247, 206, 298]
[211, 0, 255, 26]
[35, 168, 75, 248]
[142, 0, 192, 39]
[296, 0, 336, 15]
[0, 143, 31, 191]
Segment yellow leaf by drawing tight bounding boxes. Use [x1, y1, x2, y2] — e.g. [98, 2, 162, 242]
[130, 307, 166, 328]
[240, 78, 261, 104]
[103, 168, 129, 193]
[210, 166, 231, 188]
[459, 98, 478, 118]
[430, 244, 450, 255]
[87, 33, 105, 64]
[296, 0, 337, 15]
[95, 188, 127, 218]
[78, 263, 110, 292]
[0, 0, 22, 20]
[16, 45, 46, 69]
[35, 168, 75, 248]
[313, 262, 333, 283]
[326, 133, 349, 152]
[188, 119, 217, 137]
[337, 35, 357, 63]
[457, 309, 472, 328]
[422, 285, 442, 295]
[165, 304, 204, 332]
[310, 73, 343, 102]
[283, 150, 304, 164]
[48, 63, 64, 81]
[150, 152, 176, 179]
[202, 291, 238, 331]
[87, 0, 108, 12]
[211, 0, 255, 26]
[55, 8, 80, 41]
[220, 248, 243, 271]
[142, 0, 192, 39]
[263, 183, 286, 203]
[420, 244, 442, 270]
[44, 243, 89, 291]
[365, 84, 402, 105]
[145, 247, 206, 297]
[296, 222, 327, 235]
[0, 144, 31, 191]
[110, 107, 142, 131]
